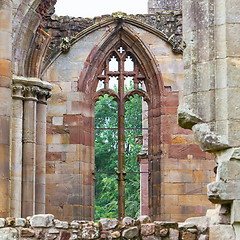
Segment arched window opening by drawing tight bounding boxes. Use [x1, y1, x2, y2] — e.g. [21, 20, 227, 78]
[95, 95, 118, 219]
[94, 44, 150, 220]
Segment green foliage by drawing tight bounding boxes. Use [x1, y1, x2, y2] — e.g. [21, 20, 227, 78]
[95, 93, 142, 219]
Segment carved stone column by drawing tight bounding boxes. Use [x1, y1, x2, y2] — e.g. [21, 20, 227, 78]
[22, 86, 38, 217]
[12, 76, 52, 217]
[35, 90, 51, 214]
[11, 85, 24, 217]
[0, 0, 12, 217]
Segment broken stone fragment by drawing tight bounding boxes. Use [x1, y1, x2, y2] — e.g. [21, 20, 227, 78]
[122, 217, 135, 227]
[137, 215, 151, 224]
[99, 218, 118, 230]
[47, 234, 57, 240]
[192, 123, 229, 152]
[60, 231, 71, 240]
[167, 228, 179, 240]
[0, 218, 5, 228]
[181, 231, 196, 240]
[111, 231, 121, 239]
[0, 228, 18, 239]
[154, 221, 177, 236]
[159, 228, 168, 237]
[177, 105, 202, 129]
[71, 221, 80, 229]
[30, 214, 54, 228]
[183, 216, 209, 233]
[21, 228, 35, 237]
[178, 222, 196, 229]
[122, 226, 139, 239]
[141, 223, 155, 236]
[49, 228, 60, 234]
[81, 223, 100, 239]
[207, 181, 240, 204]
[15, 218, 26, 227]
[54, 219, 69, 229]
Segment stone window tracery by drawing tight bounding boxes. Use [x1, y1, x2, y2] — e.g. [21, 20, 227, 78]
[94, 43, 150, 220]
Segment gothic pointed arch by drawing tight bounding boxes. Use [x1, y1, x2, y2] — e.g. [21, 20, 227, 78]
[78, 22, 163, 220]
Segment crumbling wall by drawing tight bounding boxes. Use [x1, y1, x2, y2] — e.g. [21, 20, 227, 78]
[42, 14, 215, 222]
[179, 0, 240, 238]
[41, 11, 182, 72]
[0, 214, 211, 240]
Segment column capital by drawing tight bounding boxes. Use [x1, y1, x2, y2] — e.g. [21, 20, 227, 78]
[12, 75, 52, 103]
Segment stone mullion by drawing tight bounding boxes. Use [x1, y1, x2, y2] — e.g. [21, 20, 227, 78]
[117, 55, 126, 220]
[11, 86, 24, 217]
[35, 91, 49, 214]
[22, 87, 38, 218]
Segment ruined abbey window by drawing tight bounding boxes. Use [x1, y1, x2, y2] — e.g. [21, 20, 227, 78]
[94, 44, 149, 220]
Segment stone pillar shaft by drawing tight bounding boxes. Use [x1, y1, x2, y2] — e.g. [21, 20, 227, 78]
[10, 97, 23, 217]
[22, 98, 37, 217]
[0, 0, 12, 217]
[35, 99, 47, 214]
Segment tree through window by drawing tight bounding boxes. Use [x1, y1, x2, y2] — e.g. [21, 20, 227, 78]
[94, 43, 150, 220]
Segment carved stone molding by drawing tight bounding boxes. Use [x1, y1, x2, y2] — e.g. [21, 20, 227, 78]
[12, 75, 52, 104]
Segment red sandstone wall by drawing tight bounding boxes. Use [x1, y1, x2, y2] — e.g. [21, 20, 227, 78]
[159, 90, 215, 221]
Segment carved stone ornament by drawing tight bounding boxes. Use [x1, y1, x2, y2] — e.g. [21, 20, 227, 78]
[60, 37, 72, 53]
[112, 11, 128, 20]
[168, 34, 186, 54]
[12, 75, 52, 104]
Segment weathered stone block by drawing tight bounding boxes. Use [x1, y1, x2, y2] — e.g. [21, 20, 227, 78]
[21, 228, 35, 237]
[141, 223, 155, 236]
[192, 123, 229, 152]
[99, 218, 118, 230]
[15, 218, 26, 227]
[81, 223, 100, 239]
[49, 228, 60, 234]
[166, 228, 179, 240]
[209, 225, 235, 240]
[184, 216, 209, 232]
[30, 214, 54, 228]
[181, 231, 196, 240]
[0, 218, 5, 228]
[54, 219, 69, 229]
[219, 161, 240, 181]
[138, 216, 151, 224]
[231, 200, 240, 224]
[122, 227, 139, 239]
[111, 231, 120, 239]
[0, 228, 18, 239]
[208, 181, 240, 203]
[178, 105, 201, 129]
[226, 24, 240, 57]
[60, 231, 71, 240]
[122, 217, 135, 227]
